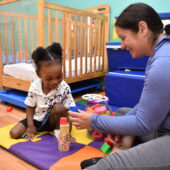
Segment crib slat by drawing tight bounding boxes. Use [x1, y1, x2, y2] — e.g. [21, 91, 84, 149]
[30, 19, 34, 54]
[17, 18, 22, 62]
[93, 19, 97, 73]
[11, 16, 16, 64]
[89, 17, 93, 75]
[74, 15, 78, 77]
[67, 13, 72, 78]
[51, 20, 55, 43]
[24, 18, 28, 62]
[84, 16, 88, 75]
[101, 20, 105, 71]
[98, 19, 102, 72]
[37, 0, 44, 47]
[79, 16, 83, 76]
[62, 11, 66, 79]
[55, 11, 59, 42]
[3, 16, 9, 64]
[45, 2, 107, 20]
[0, 11, 37, 19]
[0, 0, 20, 5]
[48, 9, 51, 45]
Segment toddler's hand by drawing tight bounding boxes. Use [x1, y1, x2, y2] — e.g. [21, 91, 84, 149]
[24, 126, 38, 140]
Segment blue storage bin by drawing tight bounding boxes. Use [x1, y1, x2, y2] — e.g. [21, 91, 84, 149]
[105, 70, 145, 107]
[106, 42, 148, 72]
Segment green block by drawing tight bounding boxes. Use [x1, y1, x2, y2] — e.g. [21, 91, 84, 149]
[100, 142, 112, 154]
[76, 99, 87, 105]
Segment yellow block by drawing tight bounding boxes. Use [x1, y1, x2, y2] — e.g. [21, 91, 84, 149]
[71, 126, 93, 145]
[60, 124, 70, 134]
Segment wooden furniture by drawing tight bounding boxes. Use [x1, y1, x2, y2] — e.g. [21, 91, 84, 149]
[0, 0, 110, 91]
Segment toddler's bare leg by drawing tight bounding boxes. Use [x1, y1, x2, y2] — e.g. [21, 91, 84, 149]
[9, 123, 27, 139]
[49, 103, 68, 130]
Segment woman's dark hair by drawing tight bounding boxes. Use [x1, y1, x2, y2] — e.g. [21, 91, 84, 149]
[32, 42, 62, 71]
[165, 24, 170, 35]
[115, 3, 163, 45]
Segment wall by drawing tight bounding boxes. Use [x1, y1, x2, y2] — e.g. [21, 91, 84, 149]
[0, 0, 170, 42]
[47, 0, 170, 41]
[0, 0, 37, 14]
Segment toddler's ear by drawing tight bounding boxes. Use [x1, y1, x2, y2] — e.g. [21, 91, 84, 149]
[36, 70, 41, 78]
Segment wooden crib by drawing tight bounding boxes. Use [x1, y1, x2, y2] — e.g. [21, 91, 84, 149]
[0, 0, 110, 91]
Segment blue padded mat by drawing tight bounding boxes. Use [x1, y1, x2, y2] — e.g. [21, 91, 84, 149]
[105, 70, 145, 107]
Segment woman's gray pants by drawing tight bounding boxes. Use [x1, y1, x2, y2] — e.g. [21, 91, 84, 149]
[87, 135, 170, 170]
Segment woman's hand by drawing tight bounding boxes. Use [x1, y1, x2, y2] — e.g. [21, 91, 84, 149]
[68, 110, 93, 129]
[24, 125, 38, 140]
[107, 134, 135, 149]
[107, 134, 122, 147]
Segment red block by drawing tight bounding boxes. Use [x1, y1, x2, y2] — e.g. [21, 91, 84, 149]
[104, 138, 113, 148]
[60, 117, 67, 125]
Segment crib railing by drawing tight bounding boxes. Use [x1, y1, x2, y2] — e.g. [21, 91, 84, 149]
[39, 1, 109, 83]
[0, 0, 109, 90]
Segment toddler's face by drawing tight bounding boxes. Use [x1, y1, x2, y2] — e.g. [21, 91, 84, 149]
[38, 63, 63, 93]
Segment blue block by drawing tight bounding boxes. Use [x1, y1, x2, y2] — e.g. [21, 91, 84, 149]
[105, 71, 145, 107]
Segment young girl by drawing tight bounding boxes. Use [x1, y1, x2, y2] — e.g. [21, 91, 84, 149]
[10, 42, 76, 140]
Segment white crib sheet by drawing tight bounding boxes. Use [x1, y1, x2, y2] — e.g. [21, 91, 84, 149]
[3, 56, 103, 81]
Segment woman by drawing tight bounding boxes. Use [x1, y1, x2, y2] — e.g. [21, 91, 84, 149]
[69, 3, 170, 169]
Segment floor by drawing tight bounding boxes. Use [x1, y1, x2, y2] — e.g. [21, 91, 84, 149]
[0, 90, 104, 170]
[0, 103, 38, 170]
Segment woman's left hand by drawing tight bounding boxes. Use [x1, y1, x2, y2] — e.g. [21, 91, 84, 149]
[68, 110, 93, 129]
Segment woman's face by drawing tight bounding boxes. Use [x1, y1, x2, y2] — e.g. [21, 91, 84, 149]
[116, 22, 152, 58]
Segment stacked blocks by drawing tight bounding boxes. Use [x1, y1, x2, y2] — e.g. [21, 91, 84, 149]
[57, 117, 75, 152]
[100, 137, 113, 154]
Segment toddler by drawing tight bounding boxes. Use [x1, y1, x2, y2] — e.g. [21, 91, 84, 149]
[10, 42, 76, 139]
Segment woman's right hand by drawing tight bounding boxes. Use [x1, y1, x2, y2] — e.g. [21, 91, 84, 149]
[68, 109, 93, 130]
[24, 126, 38, 140]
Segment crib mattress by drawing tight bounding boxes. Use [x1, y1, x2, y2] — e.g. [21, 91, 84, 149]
[3, 56, 103, 81]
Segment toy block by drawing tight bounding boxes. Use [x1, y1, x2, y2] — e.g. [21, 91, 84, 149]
[69, 106, 79, 112]
[111, 112, 115, 116]
[60, 117, 69, 134]
[60, 125, 69, 134]
[104, 138, 113, 148]
[100, 142, 112, 154]
[60, 117, 67, 125]
[91, 104, 101, 109]
[91, 130, 103, 139]
[94, 105, 107, 114]
[58, 142, 70, 152]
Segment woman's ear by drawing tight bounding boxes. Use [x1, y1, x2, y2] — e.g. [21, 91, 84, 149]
[138, 21, 149, 36]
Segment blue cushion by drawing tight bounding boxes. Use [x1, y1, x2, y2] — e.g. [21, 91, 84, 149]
[105, 70, 145, 107]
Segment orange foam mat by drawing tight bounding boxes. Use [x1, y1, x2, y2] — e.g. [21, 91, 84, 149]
[50, 145, 106, 170]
